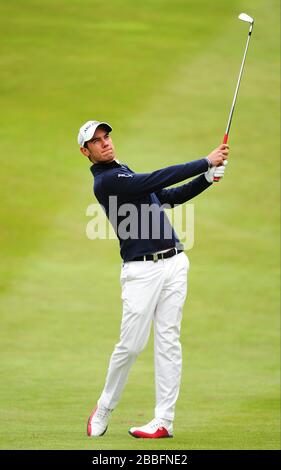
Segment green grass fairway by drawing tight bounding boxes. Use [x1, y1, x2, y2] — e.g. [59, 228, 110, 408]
[0, 0, 279, 450]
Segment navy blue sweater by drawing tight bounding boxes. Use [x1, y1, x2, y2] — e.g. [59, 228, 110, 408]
[90, 159, 211, 261]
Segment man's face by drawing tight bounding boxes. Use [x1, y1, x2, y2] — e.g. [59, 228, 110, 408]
[80, 126, 115, 163]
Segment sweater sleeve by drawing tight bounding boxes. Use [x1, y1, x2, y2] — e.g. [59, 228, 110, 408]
[155, 175, 212, 207]
[102, 159, 209, 198]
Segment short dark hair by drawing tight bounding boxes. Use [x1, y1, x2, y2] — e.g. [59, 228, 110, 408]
[84, 142, 88, 149]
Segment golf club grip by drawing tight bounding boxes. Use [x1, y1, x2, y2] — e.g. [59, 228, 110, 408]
[223, 133, 229, 144]
[213, 134, 229, 182]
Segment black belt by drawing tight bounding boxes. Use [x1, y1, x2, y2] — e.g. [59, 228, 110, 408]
[130, 248, 183, 262]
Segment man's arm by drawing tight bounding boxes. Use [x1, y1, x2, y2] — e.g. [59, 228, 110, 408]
[155, 174, 212, 207]
[103, 159, 209, 199]
[102, 144, 229, 200]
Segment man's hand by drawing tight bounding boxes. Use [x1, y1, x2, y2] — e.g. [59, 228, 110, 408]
[205, 160, 228, 183]
[207, 144, 229, 167]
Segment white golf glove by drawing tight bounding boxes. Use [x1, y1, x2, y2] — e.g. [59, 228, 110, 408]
[205, 160, 228, 183]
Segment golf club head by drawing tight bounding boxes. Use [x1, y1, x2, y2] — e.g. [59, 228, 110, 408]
[238, 13, 254, 24]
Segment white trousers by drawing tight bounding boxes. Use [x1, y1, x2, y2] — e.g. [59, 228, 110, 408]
[98, 251, 189, 421]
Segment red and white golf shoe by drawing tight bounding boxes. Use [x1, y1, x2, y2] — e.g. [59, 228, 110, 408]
[129, 418, 173, 439]
[87, 404, 112, 437]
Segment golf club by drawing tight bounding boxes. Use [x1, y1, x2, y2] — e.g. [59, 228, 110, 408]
[214, 12, 254, 182]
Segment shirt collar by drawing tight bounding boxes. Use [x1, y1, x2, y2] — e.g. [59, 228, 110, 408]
[90, 159, 121, 176]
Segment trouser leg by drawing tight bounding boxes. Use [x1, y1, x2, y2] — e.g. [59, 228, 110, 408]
[98, 261, 165, 410]
[153, 253, 189, 421]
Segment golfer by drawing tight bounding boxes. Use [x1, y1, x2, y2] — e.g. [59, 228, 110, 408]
[78, 120, 229, 438]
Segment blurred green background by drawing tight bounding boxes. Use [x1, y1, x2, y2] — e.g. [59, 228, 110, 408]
[0, 0, 279, 450]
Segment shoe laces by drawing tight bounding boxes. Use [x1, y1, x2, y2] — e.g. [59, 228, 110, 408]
[95, 405, 111, 420]
[148, 418, 167, 430]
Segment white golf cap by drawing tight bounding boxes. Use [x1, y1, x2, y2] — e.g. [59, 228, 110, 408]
[77, 120, 112, 147]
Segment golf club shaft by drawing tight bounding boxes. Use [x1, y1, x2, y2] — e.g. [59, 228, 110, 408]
[214, 23, 253, 181]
